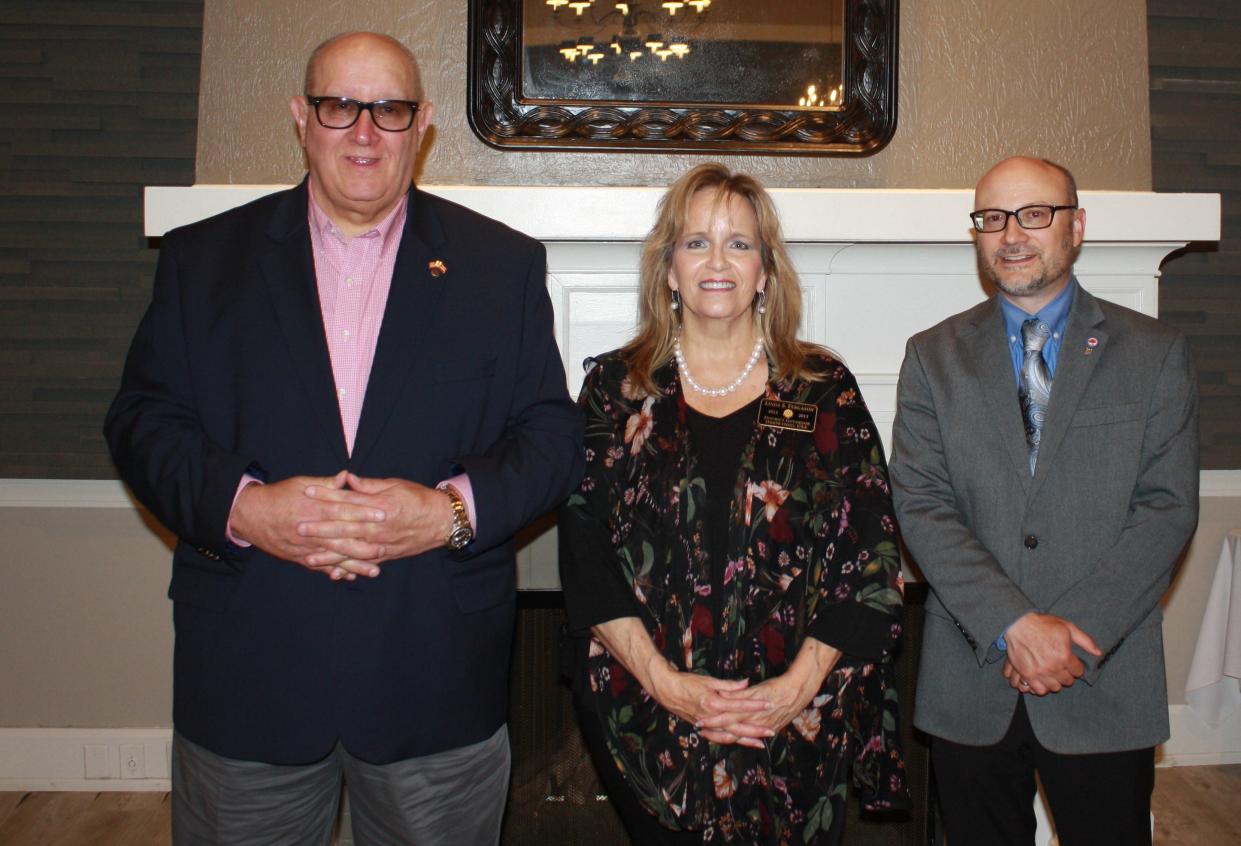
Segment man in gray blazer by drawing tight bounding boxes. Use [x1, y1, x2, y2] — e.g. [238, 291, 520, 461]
[890, 156, 1199, 845]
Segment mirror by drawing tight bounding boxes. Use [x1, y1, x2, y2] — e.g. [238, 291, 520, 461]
[468, 0, 897, 155]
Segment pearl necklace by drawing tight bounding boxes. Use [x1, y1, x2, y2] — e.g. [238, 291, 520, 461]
[674, 337, 765, 397]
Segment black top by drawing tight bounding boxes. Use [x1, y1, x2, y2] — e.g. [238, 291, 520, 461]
[566, 392, 864, 656]
[685, 396, 762, 662]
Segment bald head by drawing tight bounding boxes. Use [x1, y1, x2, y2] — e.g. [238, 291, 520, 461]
[304, 31, 423, 100]
[975, 156, 1077, 209]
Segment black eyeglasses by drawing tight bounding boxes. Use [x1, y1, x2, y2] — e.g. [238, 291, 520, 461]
[305, 96, 419, 132]
[970, 204, 1077, 233]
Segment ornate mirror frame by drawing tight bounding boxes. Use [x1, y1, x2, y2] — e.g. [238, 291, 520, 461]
[468, 0, 898, 156]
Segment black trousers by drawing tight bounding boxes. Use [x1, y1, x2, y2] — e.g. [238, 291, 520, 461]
[575, 701, 703, 846]
[930, 698, 1154, 846]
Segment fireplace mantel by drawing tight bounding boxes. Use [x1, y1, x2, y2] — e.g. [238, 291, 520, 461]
[145, 183, 1219, 589]
[145, 184, 1216, 244]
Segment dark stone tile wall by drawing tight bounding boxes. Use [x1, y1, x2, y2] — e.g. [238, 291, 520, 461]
[0, 1, 202, 478]
[1149, 1, 1241, 469]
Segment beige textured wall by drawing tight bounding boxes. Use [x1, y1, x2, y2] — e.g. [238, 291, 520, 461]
[197, 0, 1152, 189]
[0, 507, 173, 727]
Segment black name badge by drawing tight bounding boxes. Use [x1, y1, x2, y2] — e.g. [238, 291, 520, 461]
[757, 399, 818, 433]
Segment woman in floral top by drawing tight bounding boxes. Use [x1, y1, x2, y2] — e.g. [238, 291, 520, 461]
[559, 164, 908, 845]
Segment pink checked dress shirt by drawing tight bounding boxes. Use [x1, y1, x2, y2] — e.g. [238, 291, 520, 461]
[226, 181, 474, 545]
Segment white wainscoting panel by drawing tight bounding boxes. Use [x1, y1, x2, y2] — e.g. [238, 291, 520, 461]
[1161, 705, 1241, 767]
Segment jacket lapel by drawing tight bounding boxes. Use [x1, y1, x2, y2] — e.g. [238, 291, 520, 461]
[350, 187, 450, 466]
[963, 300, 1034, 489]
[258, 181, 349, 464]
[1026, 284, 1107, 500]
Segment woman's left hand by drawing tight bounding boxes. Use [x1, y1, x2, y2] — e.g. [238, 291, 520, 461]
[696, 637, 841, 743]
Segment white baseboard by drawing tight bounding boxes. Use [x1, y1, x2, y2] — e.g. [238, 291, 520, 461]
[1200, 469, 1241, 497]
[1158, 704, 1241, 767]
[0, 728, 172, 791]
[1, 705, 1237, 791]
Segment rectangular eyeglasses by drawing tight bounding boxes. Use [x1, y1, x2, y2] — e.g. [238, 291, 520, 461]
[306, 96, 419, 132]
[970, 204, 1077, 233]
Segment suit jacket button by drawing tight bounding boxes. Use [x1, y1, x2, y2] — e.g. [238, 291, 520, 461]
[1024, 534, 1038, 549]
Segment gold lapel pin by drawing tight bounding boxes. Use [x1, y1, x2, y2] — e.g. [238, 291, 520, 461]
[428, 259, 447, 277]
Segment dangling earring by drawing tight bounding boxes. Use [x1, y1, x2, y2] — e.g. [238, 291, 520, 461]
[755, 289, 767, 315]
[671, 290, 681, 311]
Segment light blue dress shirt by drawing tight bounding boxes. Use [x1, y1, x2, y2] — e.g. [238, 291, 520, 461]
[998, 277, 1077, 386]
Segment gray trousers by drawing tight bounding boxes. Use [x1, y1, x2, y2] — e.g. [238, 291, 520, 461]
[171, 726, 510, 846]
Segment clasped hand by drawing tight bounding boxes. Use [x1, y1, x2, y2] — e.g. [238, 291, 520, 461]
[648, 639, 841, 749]
[1001, 611, 1102, 696]
[647, 666, 772, 750]
[231, 470, 453, 581]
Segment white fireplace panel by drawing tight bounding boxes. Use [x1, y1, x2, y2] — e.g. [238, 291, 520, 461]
[557, 281, 640, 395]
[827, 243, 979, 274]
[823, 273, 986, 374]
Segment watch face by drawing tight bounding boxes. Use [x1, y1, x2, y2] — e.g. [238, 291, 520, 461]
[449, 526, 474, 550]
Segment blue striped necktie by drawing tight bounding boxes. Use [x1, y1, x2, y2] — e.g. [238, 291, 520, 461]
[1018, 318, 1053, 474]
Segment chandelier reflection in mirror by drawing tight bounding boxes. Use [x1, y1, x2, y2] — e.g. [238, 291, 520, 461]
[522, 0, 844, 109]
[799, 83, 843, 109]
[545, 0, 712, 66]
[470, 0, 897, 155]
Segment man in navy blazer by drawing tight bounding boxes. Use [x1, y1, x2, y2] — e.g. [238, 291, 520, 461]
[105, 31, 583, 844]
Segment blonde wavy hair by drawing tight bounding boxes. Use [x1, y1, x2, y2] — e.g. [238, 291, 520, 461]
[619, 163, 827, 396]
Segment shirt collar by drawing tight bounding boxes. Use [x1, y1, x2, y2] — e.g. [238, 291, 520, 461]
[1000, 276, 1077, 341]
[307, 176, 409, 250]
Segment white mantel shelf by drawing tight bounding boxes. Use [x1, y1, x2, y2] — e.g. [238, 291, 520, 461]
[144, 184, 1220, 244]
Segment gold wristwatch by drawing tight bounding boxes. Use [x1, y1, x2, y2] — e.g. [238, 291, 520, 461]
[440, 484, 474, 551]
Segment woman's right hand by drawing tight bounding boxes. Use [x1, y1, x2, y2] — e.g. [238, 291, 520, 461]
[592, 617, 774, 748]
[646, 660, 775, 748]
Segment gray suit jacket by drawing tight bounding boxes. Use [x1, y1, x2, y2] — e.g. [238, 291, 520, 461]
[889, 281, 1199, 753]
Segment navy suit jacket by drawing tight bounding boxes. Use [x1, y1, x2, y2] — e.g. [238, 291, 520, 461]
[105, 181, 584, 764]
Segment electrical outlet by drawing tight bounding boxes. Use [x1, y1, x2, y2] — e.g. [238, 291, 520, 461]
[120, 743, 145, 779]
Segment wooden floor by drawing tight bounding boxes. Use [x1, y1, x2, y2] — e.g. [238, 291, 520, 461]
[0, 765, 1238, 844]
[1151, 764, 1241, 845]
[0, 790, 170, 845]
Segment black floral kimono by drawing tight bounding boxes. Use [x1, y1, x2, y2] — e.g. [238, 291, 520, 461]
[560, 350, 909, 845]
